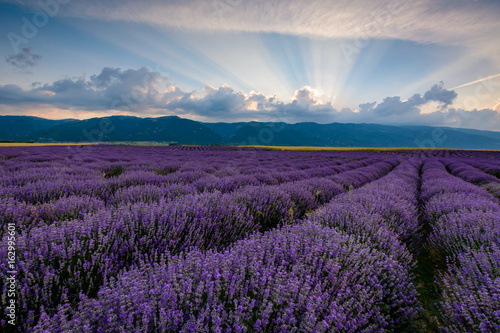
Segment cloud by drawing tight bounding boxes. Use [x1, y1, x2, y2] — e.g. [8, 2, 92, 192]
[0, 67, 499, 130]
[165, 84, 249, 118]
[330, 105, 500, 131]
[168, 85, 336, 122]
[494, 101, 500, 112]
[0, 69, 334, 122]
[370, 95, 419, 116]
[8, 0, 500, 57]
[0, 84, 32, 104]
[0, 67, 172, 111]
[434, 108, 500, 131]
[5, 47, 42, 71]
[293, 86, 320, 106]
[423, 81, 457, 107]
[163, 85, 310, 121]
[90, 67, 122, 88]
[329, 83, 500, 130]
[357, 83, 457, 117]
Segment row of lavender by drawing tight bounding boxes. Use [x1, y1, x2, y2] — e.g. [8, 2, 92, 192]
[1, 146, 401, 331]
[1, 146, 499, 331]
[304, 157, 425, 330]
[440, 155, 500, 199]
[421, 159, 500, 331]
[0, 146, 394, 236]
[32, 157, 419, 332]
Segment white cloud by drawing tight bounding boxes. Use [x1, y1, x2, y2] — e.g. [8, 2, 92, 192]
[10, 0, 500, 55]
[494, 101, 500, 112]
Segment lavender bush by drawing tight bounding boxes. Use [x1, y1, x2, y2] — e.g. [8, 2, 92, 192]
[421, 158, 500, 332]
[34, 222, 420, 332]
[0, 146, 499, 332]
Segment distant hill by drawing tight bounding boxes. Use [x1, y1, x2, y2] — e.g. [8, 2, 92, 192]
[27, 116, 224, 145]
[1, 115, 499, 149]
[0, 116, 75, 141]
[206, 121, 500, 149]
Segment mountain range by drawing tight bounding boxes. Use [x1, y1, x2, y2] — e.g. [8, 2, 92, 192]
[1, 115, 499, 149]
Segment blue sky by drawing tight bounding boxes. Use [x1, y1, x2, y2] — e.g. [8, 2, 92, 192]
[1, 0, 500, 130]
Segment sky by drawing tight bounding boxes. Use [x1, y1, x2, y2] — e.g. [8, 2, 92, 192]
[0, 0, 500, 130]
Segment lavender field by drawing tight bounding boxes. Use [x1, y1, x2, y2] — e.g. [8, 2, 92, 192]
[1, 145, 499, 332]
